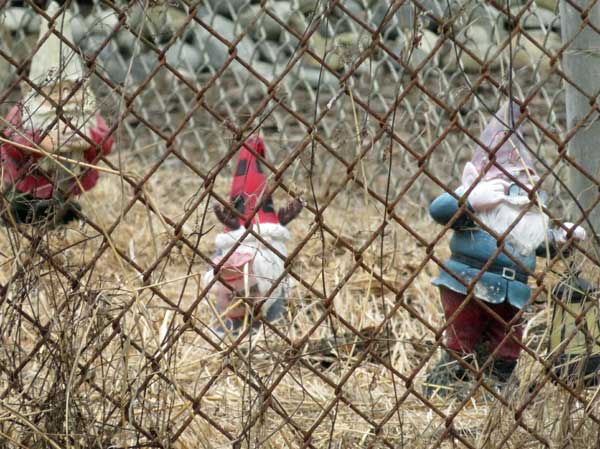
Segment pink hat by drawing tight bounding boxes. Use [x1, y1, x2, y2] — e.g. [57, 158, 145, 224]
[462, 102, 537, 188]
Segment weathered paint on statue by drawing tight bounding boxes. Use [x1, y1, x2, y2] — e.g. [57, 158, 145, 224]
[424, 102, 586, 396]
[0, 1, 113, 225]
[203, 134, 303, 335]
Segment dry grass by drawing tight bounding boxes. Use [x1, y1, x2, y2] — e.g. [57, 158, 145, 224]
[1, 15, 599, 447]
[0, 144, 598, 449]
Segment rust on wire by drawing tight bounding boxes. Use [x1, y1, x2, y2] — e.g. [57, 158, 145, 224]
[0, 0, 599, 447]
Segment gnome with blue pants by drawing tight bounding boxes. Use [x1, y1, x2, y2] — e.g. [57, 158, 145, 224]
[424, 103, 586, 396]
[204, 134, 303, 336]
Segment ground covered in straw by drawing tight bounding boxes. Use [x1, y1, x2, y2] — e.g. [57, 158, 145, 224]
[1, 141, 599, 449]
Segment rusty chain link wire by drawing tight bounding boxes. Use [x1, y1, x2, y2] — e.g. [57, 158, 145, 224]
[0, 0, 599, 447]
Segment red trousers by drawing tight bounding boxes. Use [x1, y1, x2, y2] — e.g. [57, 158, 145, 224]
[440, 287, 523, 360]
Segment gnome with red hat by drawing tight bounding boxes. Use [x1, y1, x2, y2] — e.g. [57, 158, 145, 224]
[203, 134, 303, 335]
[0, 1, 113, 226]
[424, 102, 586, 397]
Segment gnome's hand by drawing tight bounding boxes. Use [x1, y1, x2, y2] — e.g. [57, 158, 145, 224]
[278, 197, 305, 226]
[467, 178, 510, 212]
[214, 204, 241, 230]
[553, 222, 586, 244]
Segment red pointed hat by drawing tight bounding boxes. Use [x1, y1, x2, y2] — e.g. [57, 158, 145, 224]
[228, 134, 279, 229]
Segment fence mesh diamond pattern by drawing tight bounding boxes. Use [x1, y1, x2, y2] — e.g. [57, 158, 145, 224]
[0, 0, 599, 448]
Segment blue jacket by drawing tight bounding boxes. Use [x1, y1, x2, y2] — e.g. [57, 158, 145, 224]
[429, 188, 555, 309]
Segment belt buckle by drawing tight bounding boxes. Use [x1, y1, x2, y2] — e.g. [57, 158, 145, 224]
[502, 267, 516, 281]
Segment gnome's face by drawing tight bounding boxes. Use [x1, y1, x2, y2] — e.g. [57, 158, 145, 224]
[464, 158, 548, 255]
[462, 102, 551, 254]
[208, 233, 288, 321]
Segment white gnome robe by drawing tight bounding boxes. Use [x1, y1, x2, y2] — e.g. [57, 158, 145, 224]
[203, 134, 303, 334]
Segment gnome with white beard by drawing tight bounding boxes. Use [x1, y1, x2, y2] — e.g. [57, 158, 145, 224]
[424, 102, 586, 396]
[204, 134, 303, 335]
[0, 1, 113, 226]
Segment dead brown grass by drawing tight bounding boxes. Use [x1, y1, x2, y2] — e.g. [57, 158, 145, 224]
[0, 146, 598, 449]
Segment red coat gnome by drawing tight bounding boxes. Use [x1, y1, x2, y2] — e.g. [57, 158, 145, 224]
[203, 134, 303, 335]
[0, 1, 113, 226]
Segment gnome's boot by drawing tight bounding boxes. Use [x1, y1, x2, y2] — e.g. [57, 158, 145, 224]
[3, 192, 42, 224]
[488, 358, 518, 384]
[261, 296, 286, 323]
[474, 346, 518, 392]
[51, 197, 81, 225]
[214, 298, 287, 338]
[212, 301, 285, 341]
[3, 191, 80, 227]
[212, 317, 245, 338]
[423, 351, 475, 399]
[213, 306, 261, 339]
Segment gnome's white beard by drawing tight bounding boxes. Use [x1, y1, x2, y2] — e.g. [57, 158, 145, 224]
[22, 85, 97, 153]
[249, 242, 287, 303]
[476, 199, 549, 255]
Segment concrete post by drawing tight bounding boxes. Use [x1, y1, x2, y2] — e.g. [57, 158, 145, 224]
[559, 0, 600, 242]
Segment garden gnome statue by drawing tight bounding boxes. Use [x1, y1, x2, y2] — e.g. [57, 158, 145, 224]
[0, 1, 113, 226]
[424, 102, 586, 397]
[204, 134, 303, 335]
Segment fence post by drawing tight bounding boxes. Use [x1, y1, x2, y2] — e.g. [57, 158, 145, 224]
[559, 0, 600, 242]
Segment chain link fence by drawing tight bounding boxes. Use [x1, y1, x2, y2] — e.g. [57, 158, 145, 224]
[0, 0, 599, 447]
